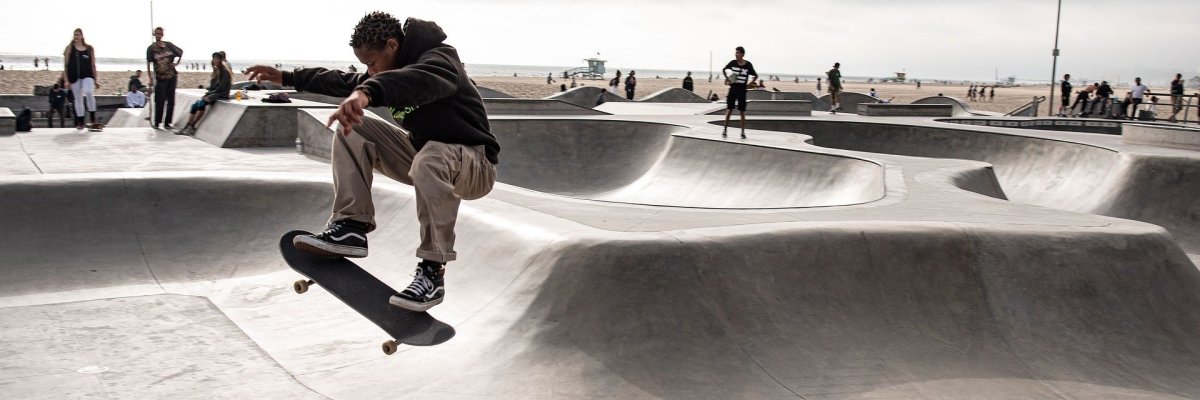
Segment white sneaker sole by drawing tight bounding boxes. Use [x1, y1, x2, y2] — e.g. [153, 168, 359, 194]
[293, 236, 368, 258]
[389, 295, 443, 312]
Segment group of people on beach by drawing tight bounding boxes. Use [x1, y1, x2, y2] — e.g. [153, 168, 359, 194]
[967, 84, 995, 102]
[1058, 73, 1192, 122]
[54, 26, 231, 133]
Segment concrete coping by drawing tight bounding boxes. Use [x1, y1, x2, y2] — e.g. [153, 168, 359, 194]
[858, 103, 953, 117]
[1122, 123, 1200, 151]
[0, 107, 13, 118]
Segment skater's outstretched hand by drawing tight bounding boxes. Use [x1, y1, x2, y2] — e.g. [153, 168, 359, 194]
[327, 89, 371, 136]
[244, 65, 284, 86]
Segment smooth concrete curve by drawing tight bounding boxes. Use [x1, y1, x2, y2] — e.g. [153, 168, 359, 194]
[912, 95, 1000, 117]
[4, 103, 1200, 399]
[490, 119, 884, 208]
[738, 118, 1200, 254]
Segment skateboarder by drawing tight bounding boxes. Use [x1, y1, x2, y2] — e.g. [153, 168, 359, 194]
[721, 46, 758, 139]
[247, 12, 499, 312]
[826, 62, 842, 113]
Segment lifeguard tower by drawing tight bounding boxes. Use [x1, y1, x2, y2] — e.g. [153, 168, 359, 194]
[562, 58, 606, 80]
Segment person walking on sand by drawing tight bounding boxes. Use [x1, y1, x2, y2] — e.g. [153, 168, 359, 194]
[146, 26, 183, 130]
[682, 71, 694, 92]
[246, 12, 499, 312]
[174, 51, 231, 136]
[62, 28, 98, 130]
[826, 62, 842, 113]
[1058, 73, 1072, 116]
[1168, 73, 1184, 122]
[609, 70, 621, 94]
[546, 72, 555, 84]
[721, 46, 758, 139]
[624, 70, 637, 100]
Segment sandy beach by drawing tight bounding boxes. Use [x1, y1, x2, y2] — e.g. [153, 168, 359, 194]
[0, 68, 1173, 115]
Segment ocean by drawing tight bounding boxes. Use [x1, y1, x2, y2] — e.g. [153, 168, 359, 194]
[0, 52, 901, 84]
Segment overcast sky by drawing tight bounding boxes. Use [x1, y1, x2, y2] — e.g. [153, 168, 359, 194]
[2, 0, 1196, 84]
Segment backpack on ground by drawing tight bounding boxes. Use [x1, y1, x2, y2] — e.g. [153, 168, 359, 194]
[15, 107, 32, 132]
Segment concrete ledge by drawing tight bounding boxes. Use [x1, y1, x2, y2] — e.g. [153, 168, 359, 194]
[1122, 123, 1200, 151]
[706, 100, 812, 116]
[171, 89, 336, 148]
[640, 87, 709, 103]
[483, 98, 608, 115]
[0, 107, 14, 135]
[858, 103, 953, 117]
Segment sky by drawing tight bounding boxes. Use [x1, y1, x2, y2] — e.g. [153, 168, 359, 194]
[1, 0, 1197, 85]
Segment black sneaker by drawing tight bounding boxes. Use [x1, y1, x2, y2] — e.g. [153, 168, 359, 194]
[292, 220, 369, 258]
[389, 261, 445, 312]
[163, 123, 174, 130]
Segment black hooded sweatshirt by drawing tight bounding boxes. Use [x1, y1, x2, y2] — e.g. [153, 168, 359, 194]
[282, 18, 499, 164]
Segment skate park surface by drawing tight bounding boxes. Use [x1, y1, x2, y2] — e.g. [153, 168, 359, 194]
[2, 98, 1200, 399]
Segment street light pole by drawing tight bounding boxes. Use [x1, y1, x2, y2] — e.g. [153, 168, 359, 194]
[1048, 0, 1062, 116]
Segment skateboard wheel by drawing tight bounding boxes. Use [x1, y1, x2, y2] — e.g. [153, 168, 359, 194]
[293, 279, 310, 294]
[382, 340, 398, 355]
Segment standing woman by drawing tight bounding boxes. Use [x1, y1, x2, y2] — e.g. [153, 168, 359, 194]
[62, 28, 98, 130]
[146, 27, 183, 130]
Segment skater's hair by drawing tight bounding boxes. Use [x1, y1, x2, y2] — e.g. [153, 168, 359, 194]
[211, 51, 232, 81]
[350, 11, 404, 50]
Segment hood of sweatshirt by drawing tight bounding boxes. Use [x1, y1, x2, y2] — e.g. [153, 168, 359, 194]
[396, 18, 448, 67]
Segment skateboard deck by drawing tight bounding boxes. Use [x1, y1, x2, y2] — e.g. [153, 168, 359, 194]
[279, 230, 455, 354]
[86, 123, 104, 132]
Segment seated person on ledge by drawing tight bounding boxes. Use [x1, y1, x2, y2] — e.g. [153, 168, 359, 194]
[175, 51, 231, 135]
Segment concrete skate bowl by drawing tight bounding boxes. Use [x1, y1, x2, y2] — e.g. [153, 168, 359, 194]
[739, 119, 1200, 253]
[913, 95, 997, 117]
[6, 174, 1200, 398]
[640, 87, 709, 103]
[490, 118, 885, 208]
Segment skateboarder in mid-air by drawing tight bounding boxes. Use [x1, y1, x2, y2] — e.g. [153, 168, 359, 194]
[247, 12, 499, 312]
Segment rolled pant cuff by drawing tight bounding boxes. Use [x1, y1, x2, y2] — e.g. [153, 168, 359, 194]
[416, 249, 456, 263]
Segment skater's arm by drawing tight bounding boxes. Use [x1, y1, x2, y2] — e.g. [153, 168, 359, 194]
[355, 52, 459, 108]
[280, 67, 368, 98]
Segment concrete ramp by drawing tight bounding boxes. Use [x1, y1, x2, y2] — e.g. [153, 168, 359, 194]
[169, 89, 336, 147]
[475, 85, 515, 99]
[483, 98, 608, 115]
[545, 86, 626, 108]
[490, 119, 883, 208]
[913, 95, 999, 117]
[640, 87, 709, 103]
[819, 91, 877, 113]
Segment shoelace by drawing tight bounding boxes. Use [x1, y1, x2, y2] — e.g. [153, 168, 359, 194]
[404, 268, 434, 296]
[317, 223, 346, 238]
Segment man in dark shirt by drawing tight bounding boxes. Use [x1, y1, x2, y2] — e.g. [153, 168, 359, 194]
[721, 46, 758, 139]
[1095, 81, 1113, 117]
[1169, 73, 1185, 122]
[624, 70, 637, 100]
[1058, 73, 1072, 116]
[47, 82, 68, 127]
[682, 71, 694, 92]
[128, 70, 146, 92]
[246, 12, 498, 312]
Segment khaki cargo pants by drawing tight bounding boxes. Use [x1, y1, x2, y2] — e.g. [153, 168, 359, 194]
[329, 116, 496, 263]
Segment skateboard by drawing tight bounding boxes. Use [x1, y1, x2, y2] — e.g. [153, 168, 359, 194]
[279, 230, 455, 354]
[86, 123, 104, 132]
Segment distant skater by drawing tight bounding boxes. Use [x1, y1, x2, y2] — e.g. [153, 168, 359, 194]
[1058, 73, 1072, 116]
[624, 70, 637, 100]
[174, 51, 231, 135]
[682, 71, 694, 92]
[721, 46, 758, 139]
[62, 28, 98, 130]
[146, 26, 183, 130]
[246, 12, 499, 312]
[826, 62, 842, 112]
[1168, 73, 1184, 122]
